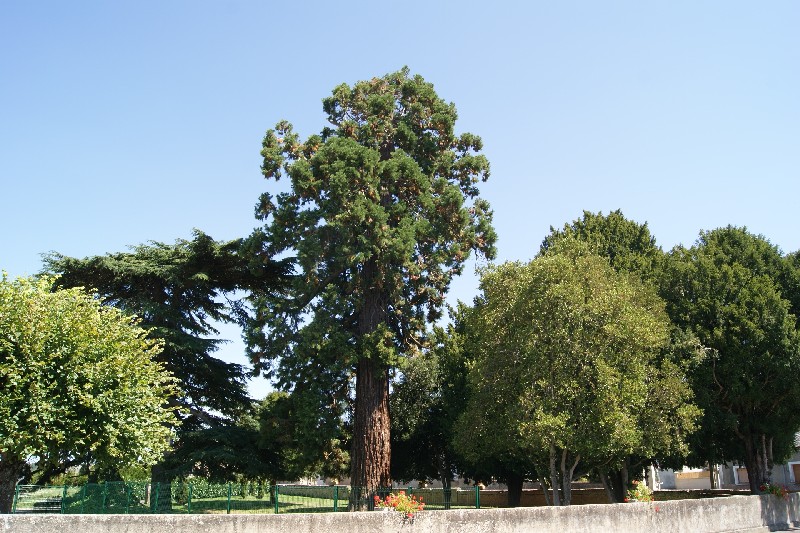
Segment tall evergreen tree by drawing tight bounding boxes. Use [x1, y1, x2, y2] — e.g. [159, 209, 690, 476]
[541, 209, 664, 283]
[249, 68, 496, 507]
[43, 231, 291, 480]
[661, 226, 800, 492]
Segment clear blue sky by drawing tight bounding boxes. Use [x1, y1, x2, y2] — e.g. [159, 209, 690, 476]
[2, 1, 798, 397]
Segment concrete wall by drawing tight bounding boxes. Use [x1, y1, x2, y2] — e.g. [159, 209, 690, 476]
[480, 488, 746, 507]
[2, 494, 798, 533]
[480, 488, 610, 507]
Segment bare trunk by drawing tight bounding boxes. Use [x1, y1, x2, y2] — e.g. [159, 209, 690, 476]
[709, 464, 717, 489]
[742, 433, 772, 493]
[0, 454, 25, 514]
[440, 461, 453, 509]
[506, 472, 523, 508]
[549, 444, 561, 506]
[560, 449, 571, 506]
[535, 465, 552, 506]
[598, 461, 629, 503]
[599, 471, 615, 504]
[560, 450, 580, 506]
[349, 356, 391, 509]
[149, 462, 173, 513]
[540, 480, 552, 506]
[349, 270, 390, 510]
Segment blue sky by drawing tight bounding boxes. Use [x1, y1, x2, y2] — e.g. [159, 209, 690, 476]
[2, 1, 798, 397]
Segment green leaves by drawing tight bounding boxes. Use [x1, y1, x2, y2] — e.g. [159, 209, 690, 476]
[455, 244, 694, 480]
[252, 67, 496, 379]
[661, 226, 800, 468]
[0, 274, 178, 473]
[42, 231, 289, 430]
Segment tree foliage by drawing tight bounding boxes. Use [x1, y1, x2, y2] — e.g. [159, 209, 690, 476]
[541, 209, 663, 283]
[661, 226, 800, 492]
[249, 68, 496, 504]
[42, 231, 291, 484]
[540, 211, 702, 499]
[455, 243, 698, 505]
[0, 275, 178, 512]
[43, 231, 288, 429]
[391, 314, 471, 489]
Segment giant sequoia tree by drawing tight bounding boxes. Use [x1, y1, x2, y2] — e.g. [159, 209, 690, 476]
[250, 68, 496, 506]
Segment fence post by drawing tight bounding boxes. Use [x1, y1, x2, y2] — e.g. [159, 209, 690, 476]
[61, 485, 68, 514]
[333, 485, 338, 512]
[475, 485, 480, 509]
[187, 482, 192, 514]
[154, 482, 161, 514]
[12, 485, 19, 514]
[226, 482, 232, 514]
[101, 483, 108, 513]
[273, 485, 280, 514]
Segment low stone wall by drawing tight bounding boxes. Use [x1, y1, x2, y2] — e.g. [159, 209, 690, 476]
[479, 488, 610, 507]
[2, 494, 798, 533]
[479, 488, 747, 507]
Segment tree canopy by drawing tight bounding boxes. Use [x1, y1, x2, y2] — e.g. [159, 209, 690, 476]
[0, 275, 178, 512]
[43, 231, 289, 429]
[541, 209, 664, 283]
[455, 243, 698, 505]
[249, 67, 496, 505]
[42, 231, 292, 484]
[661, 226, 800, 492]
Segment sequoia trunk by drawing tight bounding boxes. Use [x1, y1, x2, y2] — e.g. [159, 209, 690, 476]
[349, 269, 391, 510]
[349, 356, 391, 509]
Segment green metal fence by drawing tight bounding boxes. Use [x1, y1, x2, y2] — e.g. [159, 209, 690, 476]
[12, 482, 481, 514]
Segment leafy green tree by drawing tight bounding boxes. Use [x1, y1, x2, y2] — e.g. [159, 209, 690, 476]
[455, 243, 697, 506]
[250, 68, 496, 506]
[162, 415, 266, 482]
[541, 211, 702, 499]
[43, 231, 285, 429]
[779, 250, 800, 319]
[161, 389, 349, 498]
[661, 226, 800, 492]
[0, 275, 178, 513]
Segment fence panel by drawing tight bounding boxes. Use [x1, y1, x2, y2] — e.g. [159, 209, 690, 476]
[273, 485, 340, 514]
[12, 485, 64, 514]
[13, 482, 481, 515]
